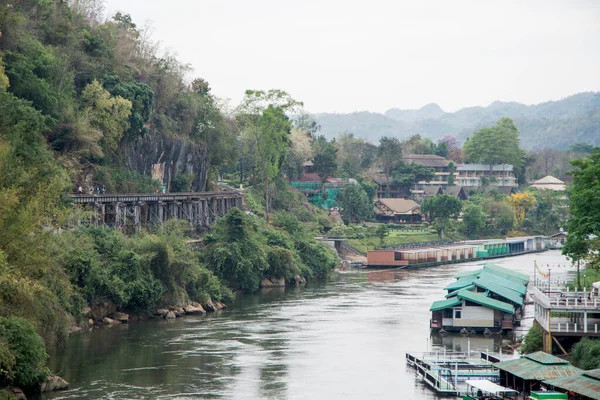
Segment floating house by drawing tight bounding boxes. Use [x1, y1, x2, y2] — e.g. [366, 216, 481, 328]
[368, 244, 478, 267]
[430, 264, 529, 332]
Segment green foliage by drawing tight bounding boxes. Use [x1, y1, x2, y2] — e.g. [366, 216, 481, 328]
[103, 74, 154, 137]
[520, 324, 544, 354]
[391, 162, 435, 191]
[460, 203, 486, 239]
[378, 136, 402, 181]
[0, 317, 49, 388]
[0, 57, 8, 90]
[563, 148, 600, 266]
[95, 167, 161, 194]
[313, 136, 338, 183]
[464, 118, 523, 169]
[421, 195, 462, 239]
[337, 183, 373, 223]
[572, 338, 600, 370]
[202, 208, 337, 291]
[171, 173, 195, 192]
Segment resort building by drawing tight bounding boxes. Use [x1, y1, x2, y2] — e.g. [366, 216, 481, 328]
[529, 175, 566, 192]
[373, 175, 409, 199]
[456, 164, 518, 188]
[373, 198, 422, 223]
[430, 263, 529, 332]
[404, 154, 457, 200]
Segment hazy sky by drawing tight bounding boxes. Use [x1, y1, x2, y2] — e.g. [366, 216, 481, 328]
[103, 0, 600, 114]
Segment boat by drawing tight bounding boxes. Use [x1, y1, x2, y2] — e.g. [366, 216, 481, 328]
[462, 379, 518, 399]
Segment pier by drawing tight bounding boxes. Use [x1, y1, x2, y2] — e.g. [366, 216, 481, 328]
[405, 351, 501, 396]
[71, 191, 244, 231]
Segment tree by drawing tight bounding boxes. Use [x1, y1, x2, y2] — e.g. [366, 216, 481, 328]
[378, 137, 402, 194]
[563, 148, 600, 267]
[0, 58, 8, 90]
[237, 90, 301, 222]
[375, 224, 390, 246]
[447, 161, 456, 186]
[463, 118, 523, 172]
[533, 148, 561, 177]
[508, 192, 536, 228]
[391, 162, 435, 194]
[438, 136, 463, 162]
[81, 80, 132, 153]
[460, 203, 486, 239]
[313, 136, 338, 191]
[337, 183, 372, 223]
[421, 195, 462, 239]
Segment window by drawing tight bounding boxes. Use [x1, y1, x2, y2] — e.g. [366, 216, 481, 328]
[454, 309, 462, 319]
[394, 252, 401, 261]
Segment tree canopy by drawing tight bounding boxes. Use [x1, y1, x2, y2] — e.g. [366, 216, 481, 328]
[463, 118, 523, 169]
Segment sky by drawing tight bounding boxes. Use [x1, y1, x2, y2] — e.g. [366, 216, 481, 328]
[103, 0, 600, 114]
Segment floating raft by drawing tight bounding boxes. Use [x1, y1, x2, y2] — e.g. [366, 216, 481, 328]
[405, 351, 501, 396]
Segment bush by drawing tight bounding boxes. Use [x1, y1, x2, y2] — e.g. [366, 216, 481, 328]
[171, 173, 195, 192]
[0, 317, 49, 388]
[572, 338, 600, 369]
[521, 325, 543, 354]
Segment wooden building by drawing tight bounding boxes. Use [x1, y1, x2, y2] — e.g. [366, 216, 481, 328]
[373, 198, 422, 223]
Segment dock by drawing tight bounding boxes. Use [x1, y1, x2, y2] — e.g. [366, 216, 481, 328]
[405, 351, 502, 396]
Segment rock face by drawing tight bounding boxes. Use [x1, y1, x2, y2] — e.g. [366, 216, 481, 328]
[102, 317, 120, 325]
[120, 129, 210, 191]
[90, 302, 117, 321]
[11, 387, 26, 399]
[112, 312, 129, 323]
[40, 375, 69, 392]
[184, 303, 206, 314]
[261, 277, 286, 288]
[289, 275, 307, 286]
[164, 311, 176, 319]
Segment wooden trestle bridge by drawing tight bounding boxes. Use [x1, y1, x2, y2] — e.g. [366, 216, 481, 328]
[71, 191, 244, 231]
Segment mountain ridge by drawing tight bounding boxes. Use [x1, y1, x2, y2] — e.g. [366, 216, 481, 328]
[314, 92, 600, 150]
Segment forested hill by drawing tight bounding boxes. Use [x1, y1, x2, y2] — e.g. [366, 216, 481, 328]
[314, 92, 600, 150]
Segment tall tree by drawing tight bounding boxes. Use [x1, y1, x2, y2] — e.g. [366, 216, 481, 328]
[237, 90, 302, 222]
[378, 136, 402, 194]
[312, 136, 338, 192]
[336, 183, 372, 223]
[421, 194, 462, 239]
[463, 118, 523, 172]
[563, 148, 600, 268]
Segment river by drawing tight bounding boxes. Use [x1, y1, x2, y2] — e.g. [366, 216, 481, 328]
[41, 251, 573, 400]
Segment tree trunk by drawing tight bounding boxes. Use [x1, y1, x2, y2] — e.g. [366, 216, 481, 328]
[264, 177, 270, 223]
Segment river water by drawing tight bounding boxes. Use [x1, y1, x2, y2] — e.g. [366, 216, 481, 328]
[42, 251, 573, 400]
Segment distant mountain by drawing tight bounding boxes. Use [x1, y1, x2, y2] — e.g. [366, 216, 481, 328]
[314, 92, 600, 150]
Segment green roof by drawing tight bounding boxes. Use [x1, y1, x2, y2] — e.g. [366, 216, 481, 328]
[479, 271, 527, 295]
[456, 289, 514, 314]
[430, 298, 462, 311]
[445, 284, 475, 298]
[455, 268, 482, 278]
[474, 277, 524, 306]
[544, 369, 600, 400]
[494, 352, 582, 381]
[482, 263, 530, 284]
[444, 276, 477, 291]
